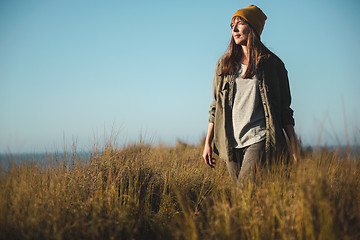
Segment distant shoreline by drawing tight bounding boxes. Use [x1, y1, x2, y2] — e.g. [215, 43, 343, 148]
[1, 144, 359, 156]
[1, 144, 359, 172]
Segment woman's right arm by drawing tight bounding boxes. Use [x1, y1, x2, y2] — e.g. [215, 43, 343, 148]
[203, 122, 215, 168]
[203, 58, 222, 168]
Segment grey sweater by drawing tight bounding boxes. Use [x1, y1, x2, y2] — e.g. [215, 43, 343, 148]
[232, 64, 266, 148]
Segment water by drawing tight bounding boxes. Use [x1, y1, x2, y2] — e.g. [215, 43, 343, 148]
[0, 152, 90, 173]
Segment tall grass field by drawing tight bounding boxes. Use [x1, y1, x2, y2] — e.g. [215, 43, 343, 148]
[1, 140, 359, 239]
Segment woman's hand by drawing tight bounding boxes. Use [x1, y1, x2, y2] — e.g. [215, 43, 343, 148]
[290, 153, 298, 164]
[203, 143, 215, 168]
[203, 123, 215, 168]
[284, 125, 300, 164]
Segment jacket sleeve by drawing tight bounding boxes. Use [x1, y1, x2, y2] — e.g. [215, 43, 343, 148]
[208, 60, 222, 123]
[278, 61, 295, 127]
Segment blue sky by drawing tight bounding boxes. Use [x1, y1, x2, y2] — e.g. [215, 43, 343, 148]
[1, 0, 359, 153]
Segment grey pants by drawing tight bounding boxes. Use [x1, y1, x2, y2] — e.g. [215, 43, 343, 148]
[226, 140, 265, 185]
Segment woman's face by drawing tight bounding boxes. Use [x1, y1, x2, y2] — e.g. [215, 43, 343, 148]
[231, 18, 250, 45]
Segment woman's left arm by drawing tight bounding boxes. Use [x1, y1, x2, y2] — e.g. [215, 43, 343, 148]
[277, 59, 299, 163]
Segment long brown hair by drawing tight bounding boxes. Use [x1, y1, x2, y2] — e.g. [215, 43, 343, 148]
[220, 17, 274, 78]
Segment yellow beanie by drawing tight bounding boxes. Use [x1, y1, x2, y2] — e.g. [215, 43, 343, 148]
[231, 5, 267, 36]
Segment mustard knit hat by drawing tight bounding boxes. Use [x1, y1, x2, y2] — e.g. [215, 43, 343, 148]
[231, 5, 267, 37]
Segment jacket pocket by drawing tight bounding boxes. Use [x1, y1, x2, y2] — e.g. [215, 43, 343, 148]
[221, 81, 229, 91]
[217, 87, 228, 111]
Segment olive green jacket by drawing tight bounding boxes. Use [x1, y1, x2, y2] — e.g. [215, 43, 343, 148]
[208, 54, 295, 162]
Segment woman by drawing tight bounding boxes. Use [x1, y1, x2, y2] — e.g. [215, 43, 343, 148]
[202, 5, 298, 184]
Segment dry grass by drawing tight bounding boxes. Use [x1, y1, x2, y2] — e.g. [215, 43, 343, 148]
[1, 140, 359, 239]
